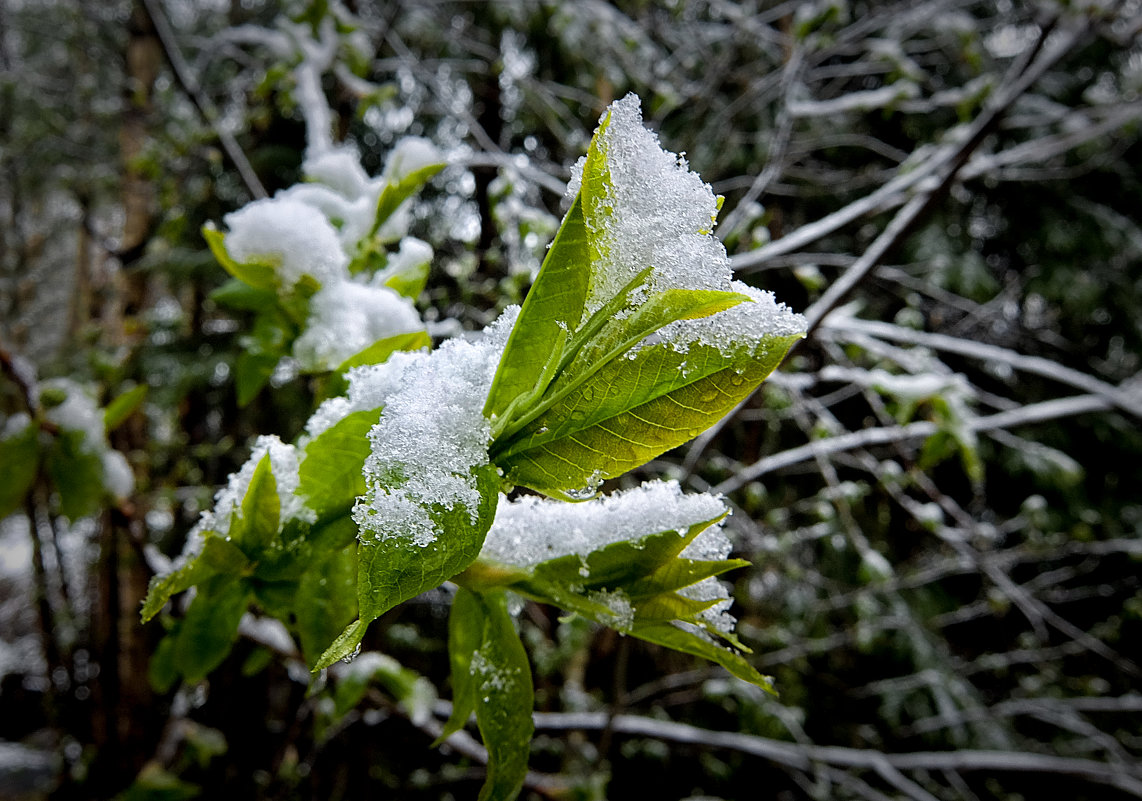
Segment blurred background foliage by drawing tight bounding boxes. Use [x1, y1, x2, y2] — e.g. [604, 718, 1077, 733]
[1, 0, 1141, 799]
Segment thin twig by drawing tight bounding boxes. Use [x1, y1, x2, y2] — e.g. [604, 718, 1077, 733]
[140, 0, 267, 198]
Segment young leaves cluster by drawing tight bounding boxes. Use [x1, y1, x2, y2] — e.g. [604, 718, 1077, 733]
[142, 94, 805, 801]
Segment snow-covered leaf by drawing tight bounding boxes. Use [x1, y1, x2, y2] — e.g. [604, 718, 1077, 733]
[314, 461, 500, 670]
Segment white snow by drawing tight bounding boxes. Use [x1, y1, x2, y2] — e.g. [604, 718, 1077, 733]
[277, 183, 379, 255]
[100, 450, 135, 501]
[480, 479, 728, 569]
[371, 237, 433, 287]
[567, 94, 731, 319]
[292, 280, 424, 372]
[352, 307, 519, 547]
[303, 144, 372, 199]
[36, 379, 135, 502]
[303, 348, 427, 440]
[1, 412, 31, 439]
[40, 378, 103, 453]
[223, 197, 349, 288]
[587, 588, 635, 633]
[384, 136, 445, 184]
[653, 282, 806, 356]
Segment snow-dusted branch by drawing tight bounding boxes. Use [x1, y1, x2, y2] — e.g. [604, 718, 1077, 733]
[531, 711, 1142, 797]
[715, 393, 1113, 494]
[797, 15, 1091, 333]
[820, 316, 1142, 419]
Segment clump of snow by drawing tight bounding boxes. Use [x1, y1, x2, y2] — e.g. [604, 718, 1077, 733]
[674, 522, 738, 635]
[678, 577, 736, 635]
[655, 282, 806, 356]
[1, 412, 31, 439]
[372, 237, 433, 286]
[223, 197, 349, 288]
[480, 479, 728, 569]
[384, 136, 445, 184]
[567, 94, 731, 319]
[292, 280, 424, 371]
[303, 349, 427, 440]
[36, 379, 135, 501]
[101, 451, 135, 501]
[302, 331, 460, 443]
[40, 379, 104, 453]
[303, 144, 371, 199]
[352, 308, 519, 547]
[278, 182, 379, 254]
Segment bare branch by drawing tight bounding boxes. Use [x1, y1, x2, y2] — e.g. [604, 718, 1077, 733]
[533, 711, 1142, 797]
[820, 316, 1142, 419]
[141, 0, 267, 199]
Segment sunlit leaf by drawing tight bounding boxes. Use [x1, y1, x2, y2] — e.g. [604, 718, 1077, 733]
[493, 332, 803, 498]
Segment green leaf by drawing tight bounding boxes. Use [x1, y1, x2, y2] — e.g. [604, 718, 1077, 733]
[629, 620, 774, 692]
[515, 514, 725, 596]
[624, 557, 750, 601]
[209, 278, 278, 313]
[484, 192, 591, 424]
[295, 544, 357, 665]
[297, 409, 381, 522]
[559, 288, 747, 394]
[380, 259, 429, 299]
[141, 536, 250, 622]
[0, 422, 39, 519]
[203, 225, 277, 291]
[230, 453, 279, 554]
[148, 632, 179, 694]
[493, 332, 803, 498]
[235, 350, 278, 407]
[471, 590, 534, 801]
[104, 384, 148, 431]
[335, 330, 431, 375]
[114, 761, 201, 801]
[631, 592, 722, 623]
[372, 162, 446, 239]
[436, 587, 483, 743]
[313, 462, 501, 670]
[172, 575, 251, 682]
[45, 429, 106, 521]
